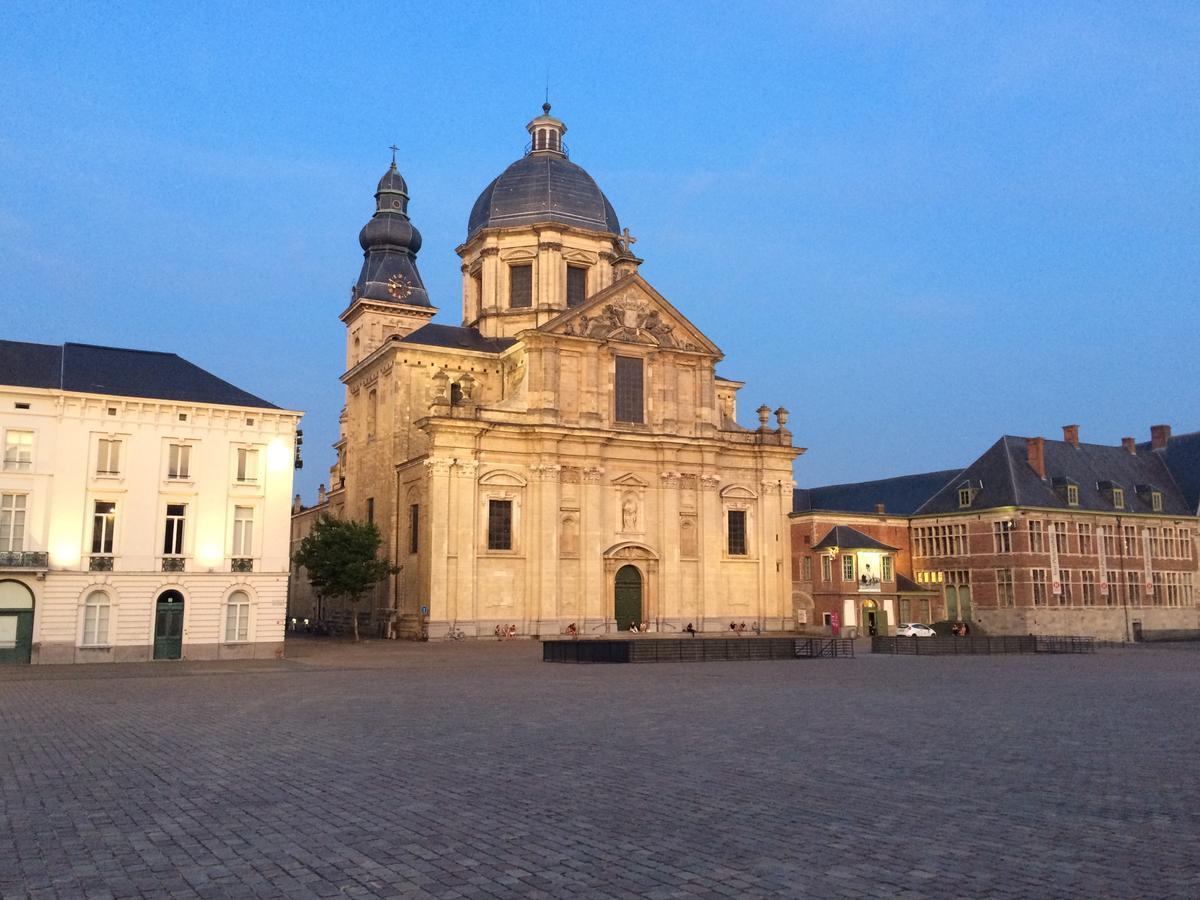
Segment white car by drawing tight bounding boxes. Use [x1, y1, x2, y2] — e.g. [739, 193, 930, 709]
[896, 623, 936, 637]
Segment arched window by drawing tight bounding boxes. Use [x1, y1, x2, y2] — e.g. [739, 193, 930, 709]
[82, 590, 110, 646]
[225, 591, 250, 643]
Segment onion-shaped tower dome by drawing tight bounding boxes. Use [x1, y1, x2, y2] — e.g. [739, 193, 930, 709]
[354, 158, 431, 307]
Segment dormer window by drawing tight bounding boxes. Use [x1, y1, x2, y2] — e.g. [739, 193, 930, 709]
[1066, 484, 1079, 506]
[1097, 480, 1124, 510]
[1152, 491, 1163, 512]
[956, 479, 981, 508]
[1052, 476, 1080, 507]
[1136, 484, 1164, 512]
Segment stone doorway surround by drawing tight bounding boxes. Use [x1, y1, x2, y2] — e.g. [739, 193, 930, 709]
[602, 542, 659, 632]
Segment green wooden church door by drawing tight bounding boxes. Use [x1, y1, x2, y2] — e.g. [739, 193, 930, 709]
[0, 580, 35, 665]
[614, 565, 643, 631]
[154, 590, 184, 660]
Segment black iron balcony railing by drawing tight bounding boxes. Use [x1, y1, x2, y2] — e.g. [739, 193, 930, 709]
[231, 558, 253, 572]
[89, 555, 114, 571]
[0, 550, 49, 568]
[162, 557, 186, 572]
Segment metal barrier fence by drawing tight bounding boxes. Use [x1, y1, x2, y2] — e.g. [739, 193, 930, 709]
[1137, 628, 1200, 643]
[872, 635, 1097, 655]
[543, 636, 855, 664]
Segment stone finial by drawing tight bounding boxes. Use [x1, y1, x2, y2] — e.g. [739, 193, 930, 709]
[430, 370, 450, 407]
[292, 494, 302, 514]
[317, 483, 327, 505]
[756, 404, 771, 428]
[775, 407, 789, 428]
[457, 373, 476, 402]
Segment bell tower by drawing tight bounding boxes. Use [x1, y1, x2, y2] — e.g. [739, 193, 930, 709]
[341, 154, 436, 369]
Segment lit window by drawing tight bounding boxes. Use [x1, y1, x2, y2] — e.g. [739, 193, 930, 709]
[96, 438, 121, 476]
[225, 591, 250, 643]
[509, 264, 532, 308]
[232, 506, 254, 557]
[91, 501, 116, 555]
[487, 499, 512, 551]
[615, 356, 644, 424]
[236, 447, 259, 483]
[727, 510, 747, 556]
[567, 265, 588, 308]
[168, 444, 191, 480]
[82, 590, 110, 646]
[3, 430, 33, 471]
[163, 504, 186, 556]
[0, 493, 27, 551]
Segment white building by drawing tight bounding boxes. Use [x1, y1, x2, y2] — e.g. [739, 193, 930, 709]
[0, 340, 302, 664]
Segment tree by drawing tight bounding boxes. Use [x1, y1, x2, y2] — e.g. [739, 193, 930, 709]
[293, 516, 396, 642]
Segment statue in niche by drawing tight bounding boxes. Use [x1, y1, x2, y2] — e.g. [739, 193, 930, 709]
[621, 496, 639, 532]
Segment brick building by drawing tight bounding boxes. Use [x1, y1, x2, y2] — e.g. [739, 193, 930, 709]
[792, 426, 1200, 641]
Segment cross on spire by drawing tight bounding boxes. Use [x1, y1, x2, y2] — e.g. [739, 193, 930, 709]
[389, 144, 400, 166]
[620, 227, 637, 255]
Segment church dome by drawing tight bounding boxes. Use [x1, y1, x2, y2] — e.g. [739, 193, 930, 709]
[467, 105, 620, 240]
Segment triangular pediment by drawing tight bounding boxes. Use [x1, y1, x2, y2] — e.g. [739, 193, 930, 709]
[611, 472, 650, 487]
[539, 274, 722, 357]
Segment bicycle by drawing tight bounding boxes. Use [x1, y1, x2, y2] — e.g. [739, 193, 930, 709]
[445, 624, 467, 641]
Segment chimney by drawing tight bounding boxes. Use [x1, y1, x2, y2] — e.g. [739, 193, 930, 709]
[1026, 437, 1046, 479]
[318, 483, 327, 505]
[1122, 437, 1137, 455]
[1151, 424, 1172, 450]
[874, 503, 886, 515]
[1062, 424, 1079, 448]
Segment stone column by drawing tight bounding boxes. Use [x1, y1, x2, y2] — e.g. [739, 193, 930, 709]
[424, 457, 453, 633]
[454, 460, 478, 634]
[530, 462, 561, 633]
[582, 465, 607, 629]
[698, 473, 722, 630]
[659, 471, 681, 628]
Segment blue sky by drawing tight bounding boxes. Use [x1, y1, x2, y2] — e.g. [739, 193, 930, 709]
[2, 2, 1197, 499]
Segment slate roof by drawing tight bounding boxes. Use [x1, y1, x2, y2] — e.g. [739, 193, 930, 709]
[915, 436, 1192, 517]
[812, 525, 898, 552]
[896, 573, 934, 593]
[0, 340, 279, 409]
[793, 470, 961, 516]
[398, 324, 516, 354]
[467, 154, 620, 239]
[1143, 430, 1200, 515]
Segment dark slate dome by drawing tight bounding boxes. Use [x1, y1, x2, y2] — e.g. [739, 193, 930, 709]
[467, 106, 620, 240]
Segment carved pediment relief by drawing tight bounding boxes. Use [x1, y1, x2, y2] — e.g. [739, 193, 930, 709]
[541, 275, 721, 356]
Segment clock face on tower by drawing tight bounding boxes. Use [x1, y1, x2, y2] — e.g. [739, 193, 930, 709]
[387, 273, 413, 301]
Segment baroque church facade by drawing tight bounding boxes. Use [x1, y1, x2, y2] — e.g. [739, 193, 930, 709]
[292, 107, 798, 638]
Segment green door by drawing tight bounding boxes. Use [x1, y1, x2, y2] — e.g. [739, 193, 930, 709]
[0, 580, 35, 665]
[946, 586, 959, 621]
[154, 590, 184, 660]
[614, 565, 643, 631]
[876, 610, 888, 636]
[958, 586, 972, 621]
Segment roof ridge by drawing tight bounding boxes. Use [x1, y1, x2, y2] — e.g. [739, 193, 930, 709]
[65, 341, 180, 358]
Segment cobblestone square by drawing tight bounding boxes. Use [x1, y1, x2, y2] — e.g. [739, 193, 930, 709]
[1, 640, 1198, 898]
